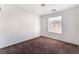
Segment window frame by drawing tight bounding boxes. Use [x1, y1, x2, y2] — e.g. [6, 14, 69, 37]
[48, 16, 63, 34]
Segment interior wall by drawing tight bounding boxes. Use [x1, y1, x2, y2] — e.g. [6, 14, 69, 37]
[0, 5, 41, 48]
[77, 7, 79, 45]
[41, 6, 79, 45]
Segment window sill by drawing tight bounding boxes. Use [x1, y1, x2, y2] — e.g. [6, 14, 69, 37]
[48, 31, 62, 35]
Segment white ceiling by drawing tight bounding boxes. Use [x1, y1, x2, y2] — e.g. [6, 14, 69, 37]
[15, 4, 78, 16]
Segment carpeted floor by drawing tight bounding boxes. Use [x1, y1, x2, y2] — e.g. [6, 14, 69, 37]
[0, 36, 79, 54]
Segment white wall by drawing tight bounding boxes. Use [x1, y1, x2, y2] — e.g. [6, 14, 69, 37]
[77, 7, 79, 45]
[41, 6, 79, 45]
[0, 5, 41, 48]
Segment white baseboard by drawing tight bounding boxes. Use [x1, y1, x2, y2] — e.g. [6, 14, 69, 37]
[0, 33, 40, 48]
[42, 35, 79, 46]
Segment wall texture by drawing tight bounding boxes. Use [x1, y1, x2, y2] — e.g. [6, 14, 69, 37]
[0, 5, 41, 48]
[77, 7, 79, 45]
[41, 6, 79, 45]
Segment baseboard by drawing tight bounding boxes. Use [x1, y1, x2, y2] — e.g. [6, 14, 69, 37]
[1, 35, 78, 49]
[41, 35, 79, 46]
[0, 34, 40, 49]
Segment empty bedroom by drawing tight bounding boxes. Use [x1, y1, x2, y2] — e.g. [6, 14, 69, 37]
[0, 4, 79, 54]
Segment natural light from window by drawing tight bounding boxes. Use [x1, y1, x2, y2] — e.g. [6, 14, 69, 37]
[48, 16, 62, 34]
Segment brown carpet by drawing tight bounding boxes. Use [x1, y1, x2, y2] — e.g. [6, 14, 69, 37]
[0, 36, 79, 54]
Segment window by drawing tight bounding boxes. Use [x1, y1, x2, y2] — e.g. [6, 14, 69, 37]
[48, 16, 62, 34]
